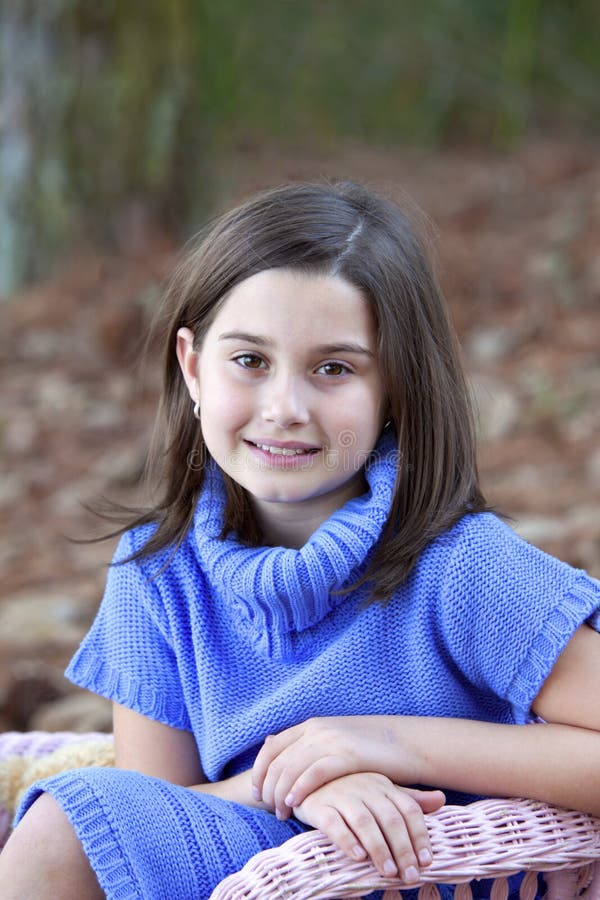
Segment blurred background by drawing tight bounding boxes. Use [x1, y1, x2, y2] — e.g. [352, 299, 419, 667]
[0, 1, 599, 733]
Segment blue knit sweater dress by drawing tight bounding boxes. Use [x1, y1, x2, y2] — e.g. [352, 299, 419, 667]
[16, 435, 600, 899]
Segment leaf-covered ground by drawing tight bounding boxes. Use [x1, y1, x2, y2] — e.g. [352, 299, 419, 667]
[1, 138, 598, 731]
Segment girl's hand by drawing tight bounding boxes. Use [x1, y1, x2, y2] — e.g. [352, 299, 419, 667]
[291, 773, 444, 881]
[252, 716, 421, 818]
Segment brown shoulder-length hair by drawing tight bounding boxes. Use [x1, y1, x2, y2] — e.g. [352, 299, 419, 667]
[98, 180, 490, 601]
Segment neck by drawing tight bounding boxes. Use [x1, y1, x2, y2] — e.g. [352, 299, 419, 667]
[193, 437, 397, 658]
[251, 472, 369, 548]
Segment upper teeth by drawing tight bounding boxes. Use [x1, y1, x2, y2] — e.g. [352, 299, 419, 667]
[256, 443, 308, 456]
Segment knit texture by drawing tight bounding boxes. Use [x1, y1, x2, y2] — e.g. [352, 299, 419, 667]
[63, 432, 600, 783]
[18, 768, 306, 899]
[15, 433, 600, 899]
[193, 433, 395, 657]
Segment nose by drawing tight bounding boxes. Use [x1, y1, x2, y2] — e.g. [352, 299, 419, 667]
[260, 373, 310, 428]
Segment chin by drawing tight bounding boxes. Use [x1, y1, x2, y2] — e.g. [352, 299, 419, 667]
[251, 488, 316, 505]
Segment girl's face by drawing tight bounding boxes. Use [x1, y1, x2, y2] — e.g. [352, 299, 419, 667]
[177, 268, 388, 547]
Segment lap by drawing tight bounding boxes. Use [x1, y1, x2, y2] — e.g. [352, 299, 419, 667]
[15, 768, 538, 900]
[15, 766, 306, 900]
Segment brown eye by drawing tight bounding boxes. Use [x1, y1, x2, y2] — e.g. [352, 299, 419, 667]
[235, 354, 265, 369]
[318, 362, 350, 376]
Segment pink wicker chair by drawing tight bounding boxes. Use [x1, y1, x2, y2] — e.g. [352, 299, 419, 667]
[2, 732, 600, 898]
[212, 798, 600, 899]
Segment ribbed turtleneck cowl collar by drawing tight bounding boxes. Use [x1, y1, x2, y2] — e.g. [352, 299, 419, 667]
[193, 432, 397, 659]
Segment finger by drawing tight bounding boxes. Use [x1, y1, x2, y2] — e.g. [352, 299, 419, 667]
[251, 727, 301, 800]
[310, 805, 369, 867]
[281, 755, 357, 810]
[261, 747, 301, 813]
[261, 743, 332, 814]
[266, 745, 351, 815]
[386, 790, 435, 874]
[401, 787, 446, 814]
[342, 799, 403, 879]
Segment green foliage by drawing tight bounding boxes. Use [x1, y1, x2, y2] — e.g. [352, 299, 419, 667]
[0, 0, 210, 292]
[1, 0, 598, 294]
[190, 0, 599, 147]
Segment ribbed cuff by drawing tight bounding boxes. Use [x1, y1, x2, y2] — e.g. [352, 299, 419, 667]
[66, 652, 191, 732]
[508, 574, 600, 718]
[16, 769, 141, 899]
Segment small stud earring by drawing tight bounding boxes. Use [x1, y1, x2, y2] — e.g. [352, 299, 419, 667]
[193, 401, 201, 420]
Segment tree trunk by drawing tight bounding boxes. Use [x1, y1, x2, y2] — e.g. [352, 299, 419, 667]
[0, 0, 208, 297]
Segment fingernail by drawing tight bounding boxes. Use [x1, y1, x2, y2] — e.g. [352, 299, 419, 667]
[383, 860, 397, 876]
[418, 848, 432, 866]
[353, 845, 366, 859]
[404, 866, 419, 884]
[251, 785, 260, 800]
[275, 809, 284, 820]
[284, 793, 295, 806]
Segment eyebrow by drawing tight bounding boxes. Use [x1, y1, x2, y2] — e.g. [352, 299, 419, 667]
[218, 331, 272, 345]
[218, 331, 374, 357]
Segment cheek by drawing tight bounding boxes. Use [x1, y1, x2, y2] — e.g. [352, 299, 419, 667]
[341, 383, 387, 430]
[368, 382, 389, 427]
[200, 385, 250, 435]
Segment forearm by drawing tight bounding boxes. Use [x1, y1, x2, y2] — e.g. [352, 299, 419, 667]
[190, 769, 271, 811]
[382, 716, 600, 816]
[255, 631, 600, 818]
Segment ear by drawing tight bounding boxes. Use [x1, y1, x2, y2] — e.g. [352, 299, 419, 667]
[176, 327, 200, 402]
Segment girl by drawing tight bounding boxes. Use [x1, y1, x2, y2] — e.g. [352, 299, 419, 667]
[0, 181, 599, 900]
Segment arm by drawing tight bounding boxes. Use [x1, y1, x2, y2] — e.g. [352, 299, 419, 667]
[113, 704, 269, 809]
[253, 624, 600, 817]
[113, 703, 205, 785]
[417, 623, 600, 807]
[113, 703, 441, 879]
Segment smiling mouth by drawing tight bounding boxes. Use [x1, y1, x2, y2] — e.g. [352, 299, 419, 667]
[247, 440, 319, 457]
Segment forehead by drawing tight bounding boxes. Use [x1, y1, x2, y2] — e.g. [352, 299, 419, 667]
[208, 268, 376, 340]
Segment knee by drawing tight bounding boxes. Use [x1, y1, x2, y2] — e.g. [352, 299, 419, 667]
[5, 793, 85, 870]
[0, 793, 104, 899]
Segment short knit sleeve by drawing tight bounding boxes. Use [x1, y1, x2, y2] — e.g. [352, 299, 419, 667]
[65, 530, 191, 731]
[436, 514, 600, 721]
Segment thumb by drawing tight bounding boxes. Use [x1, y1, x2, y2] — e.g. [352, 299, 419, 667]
[403, 787, 446, 812]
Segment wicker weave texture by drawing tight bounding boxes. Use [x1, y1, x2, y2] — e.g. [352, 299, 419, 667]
[211, 798, 600, 900]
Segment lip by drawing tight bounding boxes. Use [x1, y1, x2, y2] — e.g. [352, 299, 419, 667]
[244, 438, 320, 467]
[246, 438, 319, 451]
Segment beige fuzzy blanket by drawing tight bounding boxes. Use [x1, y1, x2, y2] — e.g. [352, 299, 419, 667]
[0, 735, 114, 846]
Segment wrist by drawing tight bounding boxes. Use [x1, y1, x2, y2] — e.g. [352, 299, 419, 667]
[191, 770, 271, 810]
[379, 715, 429, 785]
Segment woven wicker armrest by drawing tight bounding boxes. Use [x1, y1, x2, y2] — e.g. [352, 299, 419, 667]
[211, 797, 600, 899]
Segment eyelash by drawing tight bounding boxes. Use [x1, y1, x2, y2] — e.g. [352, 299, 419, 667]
[316, 361, 352, 377]
[233, 353, 265, 370]
[232, 355, 353, 377]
